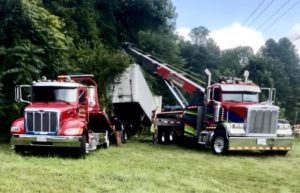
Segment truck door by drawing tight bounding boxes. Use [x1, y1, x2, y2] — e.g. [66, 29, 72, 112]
[78, 88, 89, 123]
[207, 86, 221, 126]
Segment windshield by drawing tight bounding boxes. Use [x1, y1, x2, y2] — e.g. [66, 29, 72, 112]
[32, 86, 77, 103]
[222, 92, 258, 102]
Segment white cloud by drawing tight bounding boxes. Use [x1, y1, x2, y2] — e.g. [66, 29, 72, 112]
[175, 27, 191, 41]
[288, 23, 300, 55]
[210, 23, 264, 53]
[176, 23, 265, 53]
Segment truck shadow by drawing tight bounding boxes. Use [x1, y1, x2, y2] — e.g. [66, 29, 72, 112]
[13, 147, 90, 159]
[139, 138, 289, 157]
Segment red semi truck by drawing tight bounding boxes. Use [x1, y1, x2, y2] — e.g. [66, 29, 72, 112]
[10, 74, 112, 157]
[124, 44, 293, 155]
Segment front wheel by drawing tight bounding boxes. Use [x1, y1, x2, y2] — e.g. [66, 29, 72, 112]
[78, 135, 86, 159]
[211, 130, 228, 155]
[121, 130, 128, 143]
[103, 131, 110, 148]
[14, 145, 25, 155]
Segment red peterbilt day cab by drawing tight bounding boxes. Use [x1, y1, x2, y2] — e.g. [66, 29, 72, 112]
[10, 74, 112, 157]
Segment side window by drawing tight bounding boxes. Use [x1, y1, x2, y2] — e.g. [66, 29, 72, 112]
[213, 88, 221, 101]
[209, 90, 213, 100]
[79, 90, 86, 104]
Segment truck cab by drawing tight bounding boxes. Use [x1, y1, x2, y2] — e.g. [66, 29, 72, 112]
[201, 79, 293, 154]
[10, 75, 111, 157]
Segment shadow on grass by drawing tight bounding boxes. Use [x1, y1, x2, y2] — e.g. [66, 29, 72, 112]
[136, 134, 291, 158]
[10, 146, 90, 159]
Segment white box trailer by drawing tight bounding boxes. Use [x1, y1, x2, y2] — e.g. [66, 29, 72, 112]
[110, 64, 161, 134]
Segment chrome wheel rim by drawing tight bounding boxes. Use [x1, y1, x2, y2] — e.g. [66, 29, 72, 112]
[214, 136, 225, 153]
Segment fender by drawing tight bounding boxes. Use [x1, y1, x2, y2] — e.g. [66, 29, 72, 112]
[59, 118, 86, 136]
[213, 123, 230, 138]
[218, 122, 246, 137]
[11, 117, 25, 134]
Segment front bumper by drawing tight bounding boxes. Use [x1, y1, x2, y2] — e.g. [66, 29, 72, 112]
[11, 134, 82, 148]
[228, 136, 293, 151]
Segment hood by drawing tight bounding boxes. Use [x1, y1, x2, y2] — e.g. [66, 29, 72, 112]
[25, 102, 77, 112]
[222, 101, 257, 123]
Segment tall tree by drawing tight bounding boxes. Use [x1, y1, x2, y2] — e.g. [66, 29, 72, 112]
[189, 26, 210, 46]
[218, 46, 254, 77]
[247, 38, 300, 120]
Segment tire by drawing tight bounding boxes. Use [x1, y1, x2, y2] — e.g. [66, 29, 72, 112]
[14, 146, 25, 155]
[103, 132, 110, 148]
[78, 135, 86, 159]
[211, 130, 228, 155]
[157, 128, 163, 144]
[164, 130, 171, 144]
[121, 131, 128, 143]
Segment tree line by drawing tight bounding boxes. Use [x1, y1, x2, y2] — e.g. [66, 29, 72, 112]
[0, 0, 299, 139]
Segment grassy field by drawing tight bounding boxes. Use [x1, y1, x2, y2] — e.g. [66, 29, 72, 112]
[0, 137, 300, 193]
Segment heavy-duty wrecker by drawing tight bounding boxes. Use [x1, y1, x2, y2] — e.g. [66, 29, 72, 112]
[124, 44, 293, 155]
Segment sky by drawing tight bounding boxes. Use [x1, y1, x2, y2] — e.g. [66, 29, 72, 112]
[172, 0, 300, 54]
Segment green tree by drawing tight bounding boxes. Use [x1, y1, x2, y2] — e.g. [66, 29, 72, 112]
[189, 26, 210, 46]
[218, 46, 254, 77]
[260, 38, 300, 120]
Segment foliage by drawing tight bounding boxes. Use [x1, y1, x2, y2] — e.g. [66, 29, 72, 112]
[68, 43, 132, 109]
[218, 46, 254, 78]
[179, 27, 221, 76]
[249, 38, 300, 119]
[189, 26, 210, 46]
[0, 0, 72, 138]
[0, 0, 299, 138]
[138, 30, 185, 66]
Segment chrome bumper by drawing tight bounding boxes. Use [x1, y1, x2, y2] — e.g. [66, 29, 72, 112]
[11, 134, 82, 148]
[228, 136, 293, 151]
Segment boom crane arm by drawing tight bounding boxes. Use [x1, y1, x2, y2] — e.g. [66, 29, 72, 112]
[124, 44, 206, 95]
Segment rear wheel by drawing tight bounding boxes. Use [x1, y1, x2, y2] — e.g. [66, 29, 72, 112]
[14, 146, 25, 155]
[212, 130, 228, 155]
[103, 131, 110, 148]
[121, 130, 128, 143]
[78, 135, 86, 158]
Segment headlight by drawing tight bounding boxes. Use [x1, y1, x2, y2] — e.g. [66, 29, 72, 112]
[11, 127, 20, 133]
[63, 128, 83, 136]
[278, 124, 291, 130]
[231, 123, 244, 129]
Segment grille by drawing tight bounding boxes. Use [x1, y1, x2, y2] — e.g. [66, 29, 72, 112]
[26, 111, 58, 133]
[246, 106, 278, 135]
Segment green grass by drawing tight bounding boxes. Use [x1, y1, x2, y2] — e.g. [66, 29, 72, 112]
[1, 137, 300, 193]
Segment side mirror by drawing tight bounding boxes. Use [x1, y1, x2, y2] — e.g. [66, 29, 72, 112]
[260, 88, 276, 104]
[79, 91, 87, 104]
[15, 85, 31, 104]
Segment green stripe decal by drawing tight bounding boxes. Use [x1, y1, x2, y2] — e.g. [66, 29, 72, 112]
[184, 110, 198, 116]
[184, 132, 195, 137]
[184, 124, 196, 137]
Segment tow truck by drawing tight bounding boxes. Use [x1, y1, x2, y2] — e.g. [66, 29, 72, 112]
[124, 44, 293, 155]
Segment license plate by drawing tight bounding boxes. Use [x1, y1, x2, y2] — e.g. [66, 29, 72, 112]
[37, 136, 47, 142]
[257, 138, 267, 145]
